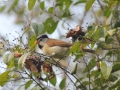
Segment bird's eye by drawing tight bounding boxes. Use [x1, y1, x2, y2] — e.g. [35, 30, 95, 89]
[40, 38, 42, 41]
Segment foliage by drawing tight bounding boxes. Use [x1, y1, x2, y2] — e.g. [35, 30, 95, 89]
[0, 0, 120, 90]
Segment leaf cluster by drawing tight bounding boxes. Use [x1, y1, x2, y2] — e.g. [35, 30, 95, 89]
[1, 0, 120, 90]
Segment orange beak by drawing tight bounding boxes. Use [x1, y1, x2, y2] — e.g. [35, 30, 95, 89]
[35, 40, 39, 44]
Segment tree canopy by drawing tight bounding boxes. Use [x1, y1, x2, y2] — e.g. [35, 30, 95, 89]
[0, 0, 120, 90]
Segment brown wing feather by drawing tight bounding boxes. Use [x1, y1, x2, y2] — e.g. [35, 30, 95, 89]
[46, 38, 72, 47]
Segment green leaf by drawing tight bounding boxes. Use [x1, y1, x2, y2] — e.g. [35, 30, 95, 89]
[28, 35, 36, 50]
[74, 0, 86, 5]
[48, 7, 54, 13]
[100, 61, 107, 79]
[0, 6, 6, 12]
[59, 78, 66, 89]
[91, 70, 101, 78]
[32, 72, 39, 77]
[3, 53, 9, 64]
[68, 42, 81, 55]
[49, 76, 57, 86]
[32, 23, 44, 36]
[106, 66, 112, 79]
[7, 59, 14, 68]
[3, 53, 14, 65]
[85, 0, 95, 11]
[62, 11, 73, 18]
[28, 0, 36, 10]
[84, 58, 96, 72]
[105, 35, 114, 44]
[87, 26, 93, 30]
[114, 22, 120, 28]
[25, 80, 33, 89]
[42, 18, 58, 34]
[117, 86, 120, 90]
[8, 53, 14, 63]
[110, 80, 120, 89]
[0, 71, 10, 86]
[98, 37, 105, 42]
[70, 63, 77, 74]
[112, 64, 120, 73]
[55, 2, 63, 10]
[18, 53, 30, 71]
[116, 50, 120, 60]
[108, 1, 118, 8]
[74, 53, 84, 61]
[40, 1, 44, 10]
[82, 81, 89, 85]
[91, 27, 104, 40]
[65, 0, 72, 11]
[107, 29, 116, 36]
[77, 81, 89, 88]
[12, 74, 19, 78]
[56, 0, 72, 11]
[103, 7, 111, 18]
[109, 74, 118, 82]
[93, 77, 106, 88]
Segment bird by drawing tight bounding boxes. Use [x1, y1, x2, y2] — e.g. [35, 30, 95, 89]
[35, 34, 72, 67]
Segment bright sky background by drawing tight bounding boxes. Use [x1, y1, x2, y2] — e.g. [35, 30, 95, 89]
[0, 13, 22, 90]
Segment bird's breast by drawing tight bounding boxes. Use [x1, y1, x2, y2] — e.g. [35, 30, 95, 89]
[42, 44, 69, 58]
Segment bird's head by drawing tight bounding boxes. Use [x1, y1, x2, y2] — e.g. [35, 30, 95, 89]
[35, 34, 48, 49]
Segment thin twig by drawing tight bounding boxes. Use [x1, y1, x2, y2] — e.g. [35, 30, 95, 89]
[115, 33, 120, 44]
[82, 57, 91, 90]
[82, 49, 96, 54]
[43, 9, 73, 28]
[55, 63, 87, 90]
[97, 0, 104, 10]
[24, 69, 44, 90]
[65, 72, 78, 90]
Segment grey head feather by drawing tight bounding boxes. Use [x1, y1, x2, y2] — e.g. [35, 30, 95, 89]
[37, 34, 48, 40]
[36, 34, 48, 49]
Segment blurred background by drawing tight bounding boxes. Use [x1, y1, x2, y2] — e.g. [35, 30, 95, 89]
[0, 0, 113, 90]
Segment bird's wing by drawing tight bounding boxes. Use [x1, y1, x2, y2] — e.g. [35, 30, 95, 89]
[46, 38, 72, 47]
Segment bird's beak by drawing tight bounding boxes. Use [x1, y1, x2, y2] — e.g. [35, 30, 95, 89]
[35, 40, 39, 44]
